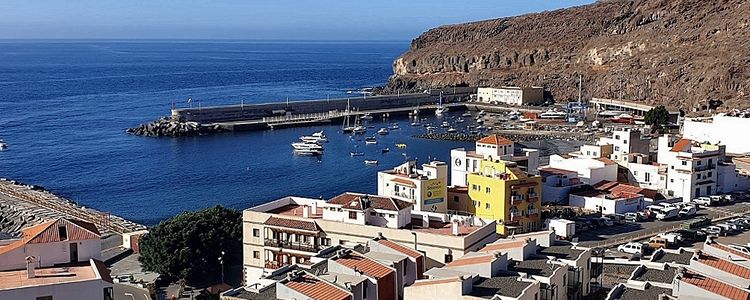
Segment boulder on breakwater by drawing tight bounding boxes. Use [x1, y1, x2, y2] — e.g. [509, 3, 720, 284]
[126, 117, 223, 137]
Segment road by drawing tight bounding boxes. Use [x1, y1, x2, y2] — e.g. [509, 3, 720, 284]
[114, 283, 151, 300]
[576, 200, 750, 248]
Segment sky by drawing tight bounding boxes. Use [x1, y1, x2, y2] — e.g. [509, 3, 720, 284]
[0, 0, 595, 40]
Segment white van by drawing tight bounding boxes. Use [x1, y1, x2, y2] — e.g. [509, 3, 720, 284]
[656, 207, 679, 220]
[679, 206, 697, 218]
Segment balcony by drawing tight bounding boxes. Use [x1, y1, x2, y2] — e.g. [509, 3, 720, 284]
[695, 164, 716, 172]
[264, 239, 322, 253]
[510, 213, 522, 222]
[511, 195, 523, 205]
[527, 194, 539, 203]
[528, 209, 539, 217]
[264, 261, 289, 269]
[392, 191, 415, 200]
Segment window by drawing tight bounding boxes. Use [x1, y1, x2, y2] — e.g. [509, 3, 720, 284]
[634, 171, 638, 176]
[695, 188, 700, 197]
[104, 287, 114, 300]
[485, 203, 490, 209]
[485, 187, 491, 193]
[58, 226, 67, 240]
[453, 196, 459, 203]
[614, 146, 620, 151]
[253, 251, 260, 259]
[708, 171, 713, 177]
[670, 179, 674, 183]
[697, 160, 702, 165]
[682, 161, 687, 166]
[348, 211, 357, 220]
[444, 252, 453, 263]
[709, 158, 713, 165]
[563, 274, 567, 287]
[623, 139, 628, 144]
[615, 135, 620, 140]
[645, 172, 651, 182]
[253, 228, 260, 237]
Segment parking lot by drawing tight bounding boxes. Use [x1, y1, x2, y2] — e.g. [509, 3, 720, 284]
[576, 199, 750, 248]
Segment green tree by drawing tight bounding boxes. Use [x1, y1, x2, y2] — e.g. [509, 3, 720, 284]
[644, 105, 670, 132]
[139, 205, 242, 285]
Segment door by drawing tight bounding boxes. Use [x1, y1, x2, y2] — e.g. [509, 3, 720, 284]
[69, 243, 78, 263]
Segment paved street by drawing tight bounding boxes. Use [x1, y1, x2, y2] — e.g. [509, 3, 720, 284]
[577, 201, 750, 248]
[114, 283, 151, 300]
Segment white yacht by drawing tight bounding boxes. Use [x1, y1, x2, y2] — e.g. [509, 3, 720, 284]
[360, 113, 373, 120]
[365, 137, 378, 144]
[447, 127, 457, 133]
[462, 112, 472, 117]
[377, 128, 389, 135]
[352, 125, 366, 134]
[539, 110, 568, 119]
[291, 142, 324, 150]
[294, 148, 323, 156]
[455, 117, 465, 123]
[300, 131, 328, 143]
[0, 140, 6, 150]
[441, 121, 450, 128]
[364, 160, 379, 165]
[435, 92, 447, 116]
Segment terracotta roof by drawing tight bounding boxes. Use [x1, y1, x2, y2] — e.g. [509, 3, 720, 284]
[539, 167, 576, 176]
[332, 251, 394, 279]
[328, 193, 411, 211]
[671, 138, 693, 152]
[447, 254, 497, 267]
[410, 277, 462, 287]
[264, 217, 319, 232]
[92, 259, 113, 283]
[479, 240, 527, 252]
[595, 157, 617, 165]
[477, 134, 513, 146]
[711, 243, 750, 260]
[695, 252, 750, 279]
[283, 273, 351, 300]
[0, 218, 100, 255]
[391, 178, 417, 188]
[593, 181, 663, 200]
[375, 239, 423, 259]
[680, 270, 750, 300]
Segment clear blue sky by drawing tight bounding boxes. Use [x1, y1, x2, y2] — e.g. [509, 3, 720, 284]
[0, 0, 595, 40]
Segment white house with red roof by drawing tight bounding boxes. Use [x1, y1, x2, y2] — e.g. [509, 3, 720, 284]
[0, 218, 101, 271]
[450, 134, 539, 187]
[376, 160, 449, 213]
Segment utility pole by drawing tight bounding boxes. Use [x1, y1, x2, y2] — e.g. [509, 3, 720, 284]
[218, 251, 225, 283]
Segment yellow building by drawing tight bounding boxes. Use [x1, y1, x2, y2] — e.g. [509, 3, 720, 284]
[464, 158, 542, 236]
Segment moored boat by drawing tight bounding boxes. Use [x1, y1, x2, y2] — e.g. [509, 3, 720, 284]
[365, 137, 377, 144]
[377, 128, 389, 135]
[364, 160, 379, 165]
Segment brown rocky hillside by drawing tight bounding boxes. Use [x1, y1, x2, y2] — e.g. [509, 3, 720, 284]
[383, 0, 750, 110]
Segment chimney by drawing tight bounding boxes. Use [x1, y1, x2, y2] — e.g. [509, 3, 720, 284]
[452, 220, 460, 236]
[303, 206, 310, 218]
[25, 256, 35, 279]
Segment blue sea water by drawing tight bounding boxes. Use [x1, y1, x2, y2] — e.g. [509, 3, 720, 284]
[0, 40, 474, 225]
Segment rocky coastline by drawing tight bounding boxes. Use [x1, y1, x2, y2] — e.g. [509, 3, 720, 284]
[126, 117, 224, 137]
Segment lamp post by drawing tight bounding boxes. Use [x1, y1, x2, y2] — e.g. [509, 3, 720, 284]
[218, 251, 225, 284]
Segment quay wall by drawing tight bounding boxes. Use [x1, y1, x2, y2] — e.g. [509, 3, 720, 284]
[171, 88, 474, 123]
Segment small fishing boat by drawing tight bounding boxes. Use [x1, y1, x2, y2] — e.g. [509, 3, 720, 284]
[350, 152, 365, 157]
[0, 139, 6, 150]
[352, 125, 366, 134]
[365, 137, 378, 144]
[456, 117, 465, 123]
[395, 143, 407, 149]
[364, 160, 379, 165]
[410, 122, 421, 126]
[447, 127, 457, 133]
[311, 130, 327, 141]
[475, 118, 484, 124]
[441, 121, 450, 128]
[361, 113, 373, 120]
[462, 112, 472, 117]
[382, 148, 390, 153]
[426, 126, 437, 131]
[389, 123, 399, 130]
[377, 128, 389, 135]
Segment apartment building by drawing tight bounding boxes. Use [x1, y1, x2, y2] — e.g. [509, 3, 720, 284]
[242, 195, 498, 284]
[0, 258, 114, 300]
[0, 218, 102, 271]
[377, 160, 448, 213]
[597, 128, 650, 164]
[476, 87, 545, 106]
[547, 155, 618, 185]
[451, 135, 539, 187]
[539, 167, 584, 204]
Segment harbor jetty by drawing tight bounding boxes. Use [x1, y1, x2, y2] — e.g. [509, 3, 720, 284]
[128, 88, 473, 137]
[0, 178, 147, 237]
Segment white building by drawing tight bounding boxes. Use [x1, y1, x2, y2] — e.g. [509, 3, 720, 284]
[0, 258, 113, 300]
[539, 167, 584, 204]
[547, 155, 618, 185]
[683, 112, 750, 155]
[377, 160, 448, 213]
[597, 128, 650, 164]
[625, 162, 668, 191]
[569, 190, 644, 215]
[451, 135, 539, 187]
[569, 144, 613, 159]
[0, 218, 101, 271]
[476, 87, 544, 106]
[657, 135, 744, 199]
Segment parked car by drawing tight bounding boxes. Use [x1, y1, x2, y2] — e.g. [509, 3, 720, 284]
[656, 207, 679, 220]
[705, 225, 723, 236]
[692, 197, 713, 206]
[618, 242, 644, 254]
[599, 217, 614, 227]
[658, 202, 679, 210]
[722, 194, 735, 203]
[648, 237, 670, 249]
[716, 223, 738, 234]
[647, 205, 664, 212]
[606, 214, 626, 225]
[625, 212, 642, 222]
[657, 232, 683, 244]
[728, 219, 750, 230]
[728, 244, 750, 254]
[710, 195, 724, 204]
[675, 229, 707, 242]
[678, 206, 697, 218]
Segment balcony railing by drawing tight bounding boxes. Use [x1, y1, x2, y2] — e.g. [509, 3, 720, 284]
[264, 261, 289, 269]
[510, 213, 522, 222]
[511, 195, 522, 204]
[695, 164, 716, 171]
[527, 196, 539, 203]
[264, 239, 322, 253]
[392, 191, 415, 200]
[528, 209, 539, 216]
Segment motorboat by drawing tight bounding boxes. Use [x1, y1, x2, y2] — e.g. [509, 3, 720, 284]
[292, 142, 324, 150]
[456, 117, 465, 123]
[441, 121, 450, 128]
[611, 113, 638, 124]
[300, 131, 328, 143]
[377, 128, 389, 135]
[365, 137, 378, 144]
[396, 143, 407, 149]
[462, 112, 472, 117]
[447, 127, 457, 133]
[361, 113, 373, 120]
[434, 106, 446, 116]
[475, 118, 484, 124]
[350, 152, 365, 157]
[294, 148, 323, 156]
[539, 110, 568, 119]
[410, 122, 421, 126]
[381, 148, 390, 153]
[426, 126, 437, 131]
[0, 139, 6, 150]
[352, 125, 366, 134]
[389, 123, 399, 130]
[311, 130, 327, 141]
[364, 160, 379, 165]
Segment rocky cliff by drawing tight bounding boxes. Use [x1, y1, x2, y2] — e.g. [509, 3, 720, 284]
[384, 0, 750, 110]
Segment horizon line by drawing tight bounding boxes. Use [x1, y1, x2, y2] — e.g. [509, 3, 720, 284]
[0, 38, 411, 43]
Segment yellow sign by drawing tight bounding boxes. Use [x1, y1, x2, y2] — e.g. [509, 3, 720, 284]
[422, 179, 444, 202]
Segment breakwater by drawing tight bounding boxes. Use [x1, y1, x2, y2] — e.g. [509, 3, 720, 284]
[413, 132, 486, 142]
[0, 178, 147, 236]
[126, 117, 224, 137]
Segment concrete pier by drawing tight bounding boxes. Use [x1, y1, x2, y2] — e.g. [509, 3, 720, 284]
[170, 88, 474, 131]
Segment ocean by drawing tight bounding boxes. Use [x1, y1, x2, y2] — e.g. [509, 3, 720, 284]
[0, 40, 476, 225]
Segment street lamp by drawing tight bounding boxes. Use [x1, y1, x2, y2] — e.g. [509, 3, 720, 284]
[218, 251, 225, 284]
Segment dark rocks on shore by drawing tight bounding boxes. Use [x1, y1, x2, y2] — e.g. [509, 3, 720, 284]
[413, 133, 486, 142]
[413, 131, 595, 143]
[126, 117, 223, 137]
